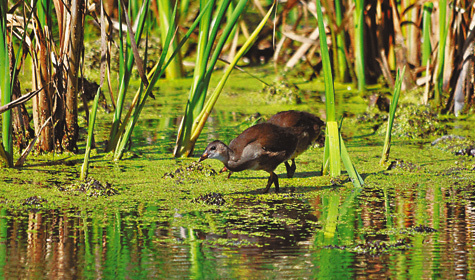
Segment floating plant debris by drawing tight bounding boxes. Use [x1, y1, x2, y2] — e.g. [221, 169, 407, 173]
[330, 175, 350, 186]
[432, 135, 475, 156]
[413, 225, 437, 233]
[387, 159, 419, 171]
[163, 161, 217, 178]
[325, 239, 411, 256]
[263, 81, 302, 105]
[378, 104, 447, 138]
[191, 192, 226, 206]
[22, 196, 47, 207]
[64, 178, 118, 197]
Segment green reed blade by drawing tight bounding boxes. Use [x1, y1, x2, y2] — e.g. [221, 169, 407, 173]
[340, 135, 363, 188]
[169, 0, 216, 149]
[380, 67, 405, 166]
[180, 0, 191, 20]
[334, 0, 348, 82]
[188, 2, 274, 146]
[0, 1, 12, 167]
[120, 0, 149, 88]
[315, 0, 336, 122]
[114, 0, 213, 160]
[322, 133, 330, 175]
[326, 121, 341, 177]
[10, 1, 36, 95]
[158, 0, 183, 79]
[174, 0, 248, 157]
[107, 0, 150, 152]
[316, 0, 341, 176]
[114, 1, 180, 160]
[187, 0, 228, 119]
[354, 0, 366, 91]
[316, 0, 362, 182]
[421, 3, 433, 74]
[435, 0, 447, 105]
[81, 88, 101, 181]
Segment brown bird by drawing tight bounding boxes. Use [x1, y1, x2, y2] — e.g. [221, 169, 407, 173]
[221, 110, 325, 179]
[267, 110, 325, 178]
[199, 123, 298, 193]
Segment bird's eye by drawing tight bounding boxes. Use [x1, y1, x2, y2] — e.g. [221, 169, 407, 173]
[210, 146, 216, 151]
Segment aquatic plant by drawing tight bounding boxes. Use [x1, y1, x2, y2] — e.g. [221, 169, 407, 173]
[380, 67, 405, 166]
[0, 1, 12, 166]
[174, 1, 274, 157]
[377, 104, 447, 139]
[421, 3, 433, 71]
[81, 88, 101, 181]
[315, 0, 363, 188]
[65, 178, 118, 197]
[354, 0, 365, 91]
[106, 0, 151, 153]
[431, 135, 475, 156]
[112, 1, 217, 160]
[157, 0, 183, 79]
[1, 0, 475, 172]
[435, 0, 448, 105]
[333, 0, 348, 83]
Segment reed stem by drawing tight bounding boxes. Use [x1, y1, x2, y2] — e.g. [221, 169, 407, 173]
[354, 0, 366, 91]
[0, 1, 12, 167]
[380, 67, 405, 166]
[81, 88, 101, 181]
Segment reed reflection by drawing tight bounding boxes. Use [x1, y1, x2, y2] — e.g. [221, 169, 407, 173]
[0, 182, 474, 278]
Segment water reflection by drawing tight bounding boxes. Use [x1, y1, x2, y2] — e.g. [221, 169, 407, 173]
[173, 197, 319, 279]
[1, 184, 475, 278]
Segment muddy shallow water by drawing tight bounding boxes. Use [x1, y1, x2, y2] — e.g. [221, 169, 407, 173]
[1, 70, 475, 278]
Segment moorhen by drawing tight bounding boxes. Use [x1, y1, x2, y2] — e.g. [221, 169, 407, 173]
[267, 110, 325, 178]
[222, 110, 325, 179]
[199, 123, 298, 193]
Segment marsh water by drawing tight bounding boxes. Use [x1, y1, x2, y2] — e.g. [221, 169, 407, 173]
[1, 69, 475, 279]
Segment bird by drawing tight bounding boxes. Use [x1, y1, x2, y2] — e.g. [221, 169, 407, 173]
[267, 110, 325, 178]
[199, 123, 298, 193]
[220, 110, 325, 179]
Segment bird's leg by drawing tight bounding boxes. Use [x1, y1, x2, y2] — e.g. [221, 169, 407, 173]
[219, 166, 233, 179]
[263, 172, 279, 193]
[284, 159, 296, 178]
[290, 159, 296, 177]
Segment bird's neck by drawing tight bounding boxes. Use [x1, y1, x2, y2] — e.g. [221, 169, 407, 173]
[223, 146, 246, 171]
[214, 144, 233, 167]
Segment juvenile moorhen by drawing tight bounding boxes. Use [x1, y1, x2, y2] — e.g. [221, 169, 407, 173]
[267, 110, 325, 178]
[199, 123, 298, 193]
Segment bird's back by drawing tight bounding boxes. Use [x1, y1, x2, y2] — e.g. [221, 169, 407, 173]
[268, 110, 325, 157]
[228, 123, 298, 172]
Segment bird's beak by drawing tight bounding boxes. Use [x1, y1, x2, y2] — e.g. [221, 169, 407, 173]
[199, 153, 208, 162]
